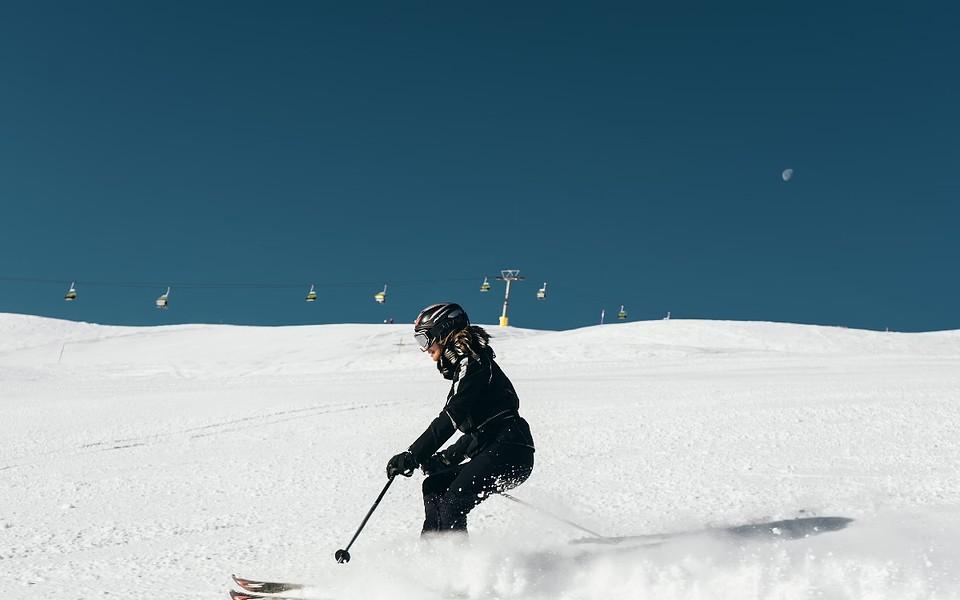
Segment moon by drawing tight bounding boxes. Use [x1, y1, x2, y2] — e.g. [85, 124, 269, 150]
[782, 168, 794, 182]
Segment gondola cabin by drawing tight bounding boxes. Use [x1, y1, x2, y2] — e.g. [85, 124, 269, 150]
[306, 285, 317, 302]
[64, 282, 77, 301]
[617, 304, 628, 320]
[374, 284, 387, 304]
[536, 282, 547, 300]
[156, 287, 170, 310]
[480, 277, 491, 293]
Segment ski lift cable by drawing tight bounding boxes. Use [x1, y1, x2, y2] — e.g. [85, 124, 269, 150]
[0, 274, 480, 290]
[2, 274, 644, 308]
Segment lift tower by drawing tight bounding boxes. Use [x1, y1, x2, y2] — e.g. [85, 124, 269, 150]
[495, 269, 524, 327]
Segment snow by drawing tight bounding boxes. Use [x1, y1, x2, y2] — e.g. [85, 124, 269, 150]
[1, 312, 959, 599]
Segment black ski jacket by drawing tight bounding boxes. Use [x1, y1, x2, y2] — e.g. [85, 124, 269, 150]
[408, 344, 535, 466]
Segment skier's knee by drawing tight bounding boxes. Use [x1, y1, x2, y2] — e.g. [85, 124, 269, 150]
[438, 492, 472, 530]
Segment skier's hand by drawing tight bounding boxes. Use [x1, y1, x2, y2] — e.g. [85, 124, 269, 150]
[386, 451, 418, 479]
[421, 453, 457, 476]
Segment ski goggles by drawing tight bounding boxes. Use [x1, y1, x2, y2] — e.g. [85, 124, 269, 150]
[414, 331, 432, 351]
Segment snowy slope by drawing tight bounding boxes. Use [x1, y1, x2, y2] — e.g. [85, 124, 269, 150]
[1, 313, 959, 600]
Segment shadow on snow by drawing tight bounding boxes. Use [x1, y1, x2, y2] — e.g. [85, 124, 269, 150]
[571, 516, 854, 547]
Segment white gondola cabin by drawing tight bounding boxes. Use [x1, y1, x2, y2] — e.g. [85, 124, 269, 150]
[64, 282, 77, 301]
[156, 287, 170, 310]
[305, 285, 317, 302]
[536, 282, 547, 300]
[374, 284, 387, 304]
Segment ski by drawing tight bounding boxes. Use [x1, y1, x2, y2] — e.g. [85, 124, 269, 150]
[229, 591, 328, 600]
[232, 574, 306, 594]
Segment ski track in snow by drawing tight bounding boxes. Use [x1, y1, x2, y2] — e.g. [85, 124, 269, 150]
[1, 314, 959, 599]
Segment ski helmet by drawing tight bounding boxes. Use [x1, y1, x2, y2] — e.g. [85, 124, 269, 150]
[414, 303, 469, 351]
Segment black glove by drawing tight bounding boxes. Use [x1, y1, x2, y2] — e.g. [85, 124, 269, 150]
[386, 451, 418, 479]
[421, 452, 458, 476]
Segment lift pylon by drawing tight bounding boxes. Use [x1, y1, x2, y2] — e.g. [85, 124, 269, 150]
[495, 270, 524, 327]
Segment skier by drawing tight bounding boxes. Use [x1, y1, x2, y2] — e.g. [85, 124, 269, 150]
[386, 303, 535, 535]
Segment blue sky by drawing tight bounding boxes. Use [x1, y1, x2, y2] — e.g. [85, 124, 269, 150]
[1, 2, 957, 331]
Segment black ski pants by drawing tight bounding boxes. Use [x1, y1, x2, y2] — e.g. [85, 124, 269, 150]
[421, 442, 534, 535]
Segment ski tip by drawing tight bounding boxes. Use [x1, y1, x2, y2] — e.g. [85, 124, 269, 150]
[230, 588, 329, 600]
[231, 574, 305, 594]
[231, 575, 259, 593]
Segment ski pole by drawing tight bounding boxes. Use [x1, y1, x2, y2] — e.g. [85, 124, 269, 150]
[335, 475, 397, 564]
[499, 492, 605, 539]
